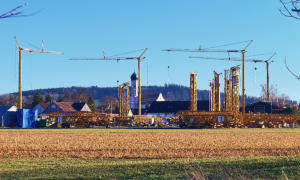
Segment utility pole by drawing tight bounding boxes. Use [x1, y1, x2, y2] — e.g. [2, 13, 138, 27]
[70, 48, 148, 116]
[15, 36, 63, 109]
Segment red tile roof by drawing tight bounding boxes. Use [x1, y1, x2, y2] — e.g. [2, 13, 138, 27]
[39, 103, 50, 109]
[55, 102, 76, 112]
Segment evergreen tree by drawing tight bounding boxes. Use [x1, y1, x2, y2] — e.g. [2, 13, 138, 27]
[88, 97, 97, 112]
[57, 95, 64, 102]
[45, 94, 52, 103]
[31, 93, 44, 108]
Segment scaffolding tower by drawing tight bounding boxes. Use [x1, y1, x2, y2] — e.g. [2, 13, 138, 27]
[119, 82, 130, 119]
[209, 71, 221, 112]
[190, 72, 197, 111]
[224, 65, 240, 113]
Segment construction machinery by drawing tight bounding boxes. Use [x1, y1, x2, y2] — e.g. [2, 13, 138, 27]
[190, 52, 276, 102]
[133, 115, 163, 127]
[163, 40, 253, 121]
[244, 113, 300, 128]
[180, 68, 242, 128]
[178, 67, 300, 128]
[15, 36, 63, 109]
[48, 112, 115, 128]
[70, 48, 148, 116]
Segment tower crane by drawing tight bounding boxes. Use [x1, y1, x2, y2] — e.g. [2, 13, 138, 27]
[70, 48, 148, 116]
[189, 52, 276, 102]
[162, 40, 253, 119]
[15, 36, 63, 109]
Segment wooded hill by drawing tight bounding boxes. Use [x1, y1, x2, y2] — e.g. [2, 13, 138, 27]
[3, 84, 258, 105]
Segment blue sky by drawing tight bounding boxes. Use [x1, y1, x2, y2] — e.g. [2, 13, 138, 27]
[1, 0, 300, 101]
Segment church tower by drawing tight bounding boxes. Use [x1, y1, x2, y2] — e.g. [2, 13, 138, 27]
[130, 72, 138, 109]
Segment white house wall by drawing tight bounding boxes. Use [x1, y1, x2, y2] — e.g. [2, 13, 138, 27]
[81, 104, 91, 112]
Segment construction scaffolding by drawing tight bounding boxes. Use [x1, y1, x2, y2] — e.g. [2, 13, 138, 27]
[209, 71, 221, 112]
[119, 82, 130, 119]
[178, 68, 300, 128]
[224, 65, 240, 113]
[209, 80, 215, 112]
[190, 72, 197, 111]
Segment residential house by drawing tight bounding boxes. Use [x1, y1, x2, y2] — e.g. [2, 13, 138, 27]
[0, 105, 17, 127]
[147, 100, 209, 118]
[32, 103, 50, 114]
[43, 102, 91, 114]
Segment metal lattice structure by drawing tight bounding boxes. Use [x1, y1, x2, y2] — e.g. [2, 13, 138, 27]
[209, 80, 216, 112]
[15, 37, 63, 109]
[209, 71, 221, 112]
[119, 82, 130, 120]
[190, 72, 197, 111]
[70, 48, 148, 116]
[224, 69, 232, 112]
[230, 66, 240, 113]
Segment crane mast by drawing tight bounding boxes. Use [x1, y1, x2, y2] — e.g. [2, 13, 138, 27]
[162, 40, 253, 119]
[190, 52, 276, 102]
[15, 36, 63, 109]
[70, 48, 148, 116]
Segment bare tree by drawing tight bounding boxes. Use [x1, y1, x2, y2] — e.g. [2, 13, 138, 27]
[260, 84, 278, 102]
[0, 2, 39, 19]
[279, 0, 300, 20]
[260, 84, 292, 105]
[285, 57, 300, 80]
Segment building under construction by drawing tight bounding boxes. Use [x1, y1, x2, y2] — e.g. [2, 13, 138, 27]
[179, 66, 300, 128]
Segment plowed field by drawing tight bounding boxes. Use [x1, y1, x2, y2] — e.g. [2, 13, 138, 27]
[0, 129, 299, 158]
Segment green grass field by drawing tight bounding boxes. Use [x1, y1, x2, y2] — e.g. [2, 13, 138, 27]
[0, 128, 299, 179]
[0, 156, 299, 179]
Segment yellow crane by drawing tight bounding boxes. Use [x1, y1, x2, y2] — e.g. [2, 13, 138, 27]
[162, 40, 253, 119]
[189, 52, 276, 102]
[15, 36, 63, 109]
[70, 48, 148, 116]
